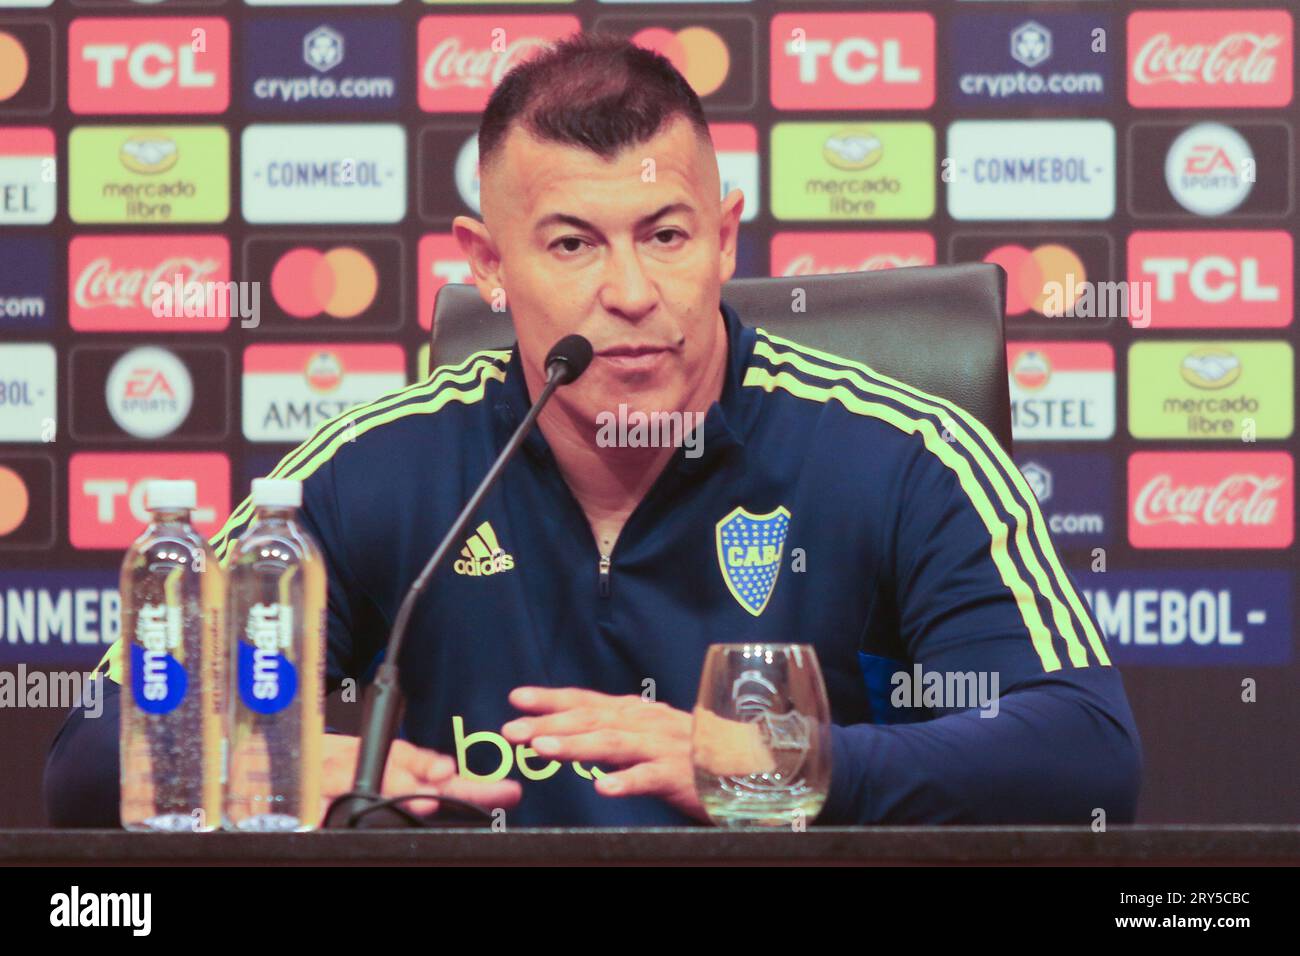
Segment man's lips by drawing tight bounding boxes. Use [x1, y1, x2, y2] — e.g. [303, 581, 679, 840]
[594, 345, 674, 372]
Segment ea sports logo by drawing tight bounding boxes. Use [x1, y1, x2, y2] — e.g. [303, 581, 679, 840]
[1165, 123, 1255, 216]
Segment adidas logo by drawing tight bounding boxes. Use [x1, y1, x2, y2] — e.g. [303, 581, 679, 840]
[453, 521, 515, 577]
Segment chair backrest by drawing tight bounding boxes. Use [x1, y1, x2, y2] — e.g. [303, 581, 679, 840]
[432, 262, 1011, 451]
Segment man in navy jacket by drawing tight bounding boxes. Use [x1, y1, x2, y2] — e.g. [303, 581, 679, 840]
[46, 33, 1141, 827]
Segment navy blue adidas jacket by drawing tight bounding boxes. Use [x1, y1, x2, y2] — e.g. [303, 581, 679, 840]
[45, 301, 1142, 827]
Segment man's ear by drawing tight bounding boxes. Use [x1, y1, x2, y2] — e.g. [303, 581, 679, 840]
[717, 188, 745, 284]
[452, 215, 505, 306]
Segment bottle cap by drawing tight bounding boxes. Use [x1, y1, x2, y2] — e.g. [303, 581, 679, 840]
[252, 478, 302, 509]
[145, 479, 196, 511]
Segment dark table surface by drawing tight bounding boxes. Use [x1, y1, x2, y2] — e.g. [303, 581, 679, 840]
[3, 826, 1298, 865]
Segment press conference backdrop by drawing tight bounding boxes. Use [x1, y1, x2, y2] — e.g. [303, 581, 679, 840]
[0, 3, 1296, 826]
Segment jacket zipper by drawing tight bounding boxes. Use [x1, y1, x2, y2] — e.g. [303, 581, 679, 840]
[598, 552, 611, 598]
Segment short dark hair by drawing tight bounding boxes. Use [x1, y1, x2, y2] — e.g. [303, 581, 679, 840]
[478, 32, 712, 173]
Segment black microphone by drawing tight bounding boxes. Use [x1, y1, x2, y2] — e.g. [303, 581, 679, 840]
[324, 334, 593, 829]
[545, 333, 594, 385]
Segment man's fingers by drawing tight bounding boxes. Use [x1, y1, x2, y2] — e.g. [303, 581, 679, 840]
[531, 728, 654, 765]
[388, 739, 456, 784]
[509, 686, 627, 714]
[501, 707, 612, 743]
[437, 776, 523, 812]
[592, 761, 672, 798]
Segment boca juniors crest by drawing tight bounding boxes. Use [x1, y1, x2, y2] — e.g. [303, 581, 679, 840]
[715, 505, 792, 617]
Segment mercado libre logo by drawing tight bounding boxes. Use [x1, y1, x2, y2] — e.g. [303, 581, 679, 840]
[68, 126, 229, 224]
[1128, 340, 1294, 440]
[770, 122, 934, 221]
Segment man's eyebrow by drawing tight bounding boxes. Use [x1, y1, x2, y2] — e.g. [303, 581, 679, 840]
[533, 203, 697, 235]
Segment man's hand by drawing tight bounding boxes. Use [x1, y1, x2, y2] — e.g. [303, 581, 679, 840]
[501, 687, 708, 823]
[319, 733, 522, 825]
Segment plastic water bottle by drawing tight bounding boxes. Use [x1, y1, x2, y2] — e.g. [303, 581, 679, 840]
[119, 479, 226, 832]
[225, 478, 326, 831]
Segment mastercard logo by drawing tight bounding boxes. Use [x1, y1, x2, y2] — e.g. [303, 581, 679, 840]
[0, 32, 28, 102]
[0, 466, 29, 537]
[271, 246, 378, 320]
[983, 244, 1087, 317]
[630, 27, 730, 98]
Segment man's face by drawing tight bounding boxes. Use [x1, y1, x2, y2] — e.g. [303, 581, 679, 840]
[454, 115, 744, 428]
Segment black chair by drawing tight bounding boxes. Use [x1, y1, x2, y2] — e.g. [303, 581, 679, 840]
[431, 263, 1011, 451]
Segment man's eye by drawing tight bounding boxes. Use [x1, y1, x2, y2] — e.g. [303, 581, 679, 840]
[652, 229, 685, 245]
[553, 237, 590, 254]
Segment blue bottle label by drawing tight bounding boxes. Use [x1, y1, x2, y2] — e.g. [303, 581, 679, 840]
[130, 643, 188, 714]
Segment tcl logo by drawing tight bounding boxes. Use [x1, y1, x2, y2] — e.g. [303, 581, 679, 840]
[69, 453, 229, 549]
[69, 235, 231, 332]
[1128, 10, 1292, 108]
[418, 234, 472, 331]
[69, 18, 230, 114]
[417, 16, 580, 112]
[1128, 231, 1291, 328]
[1129, 452, 1293, 549]
[770, 13, 934, 110]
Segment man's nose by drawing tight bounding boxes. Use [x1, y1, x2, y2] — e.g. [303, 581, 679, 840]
[598, 242, 658, 321]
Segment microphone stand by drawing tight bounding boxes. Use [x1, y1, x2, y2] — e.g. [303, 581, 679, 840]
[324, 343, 589, 829]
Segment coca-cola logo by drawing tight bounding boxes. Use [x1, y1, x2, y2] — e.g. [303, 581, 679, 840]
[1134, 472, 1282, 527]
[781, 254, 926, 276]
[1132, 32, 1281, 86]
[422, 37, 549, 91]
[74, 257, 220, 310]
[1127, 11, 1293, 108]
